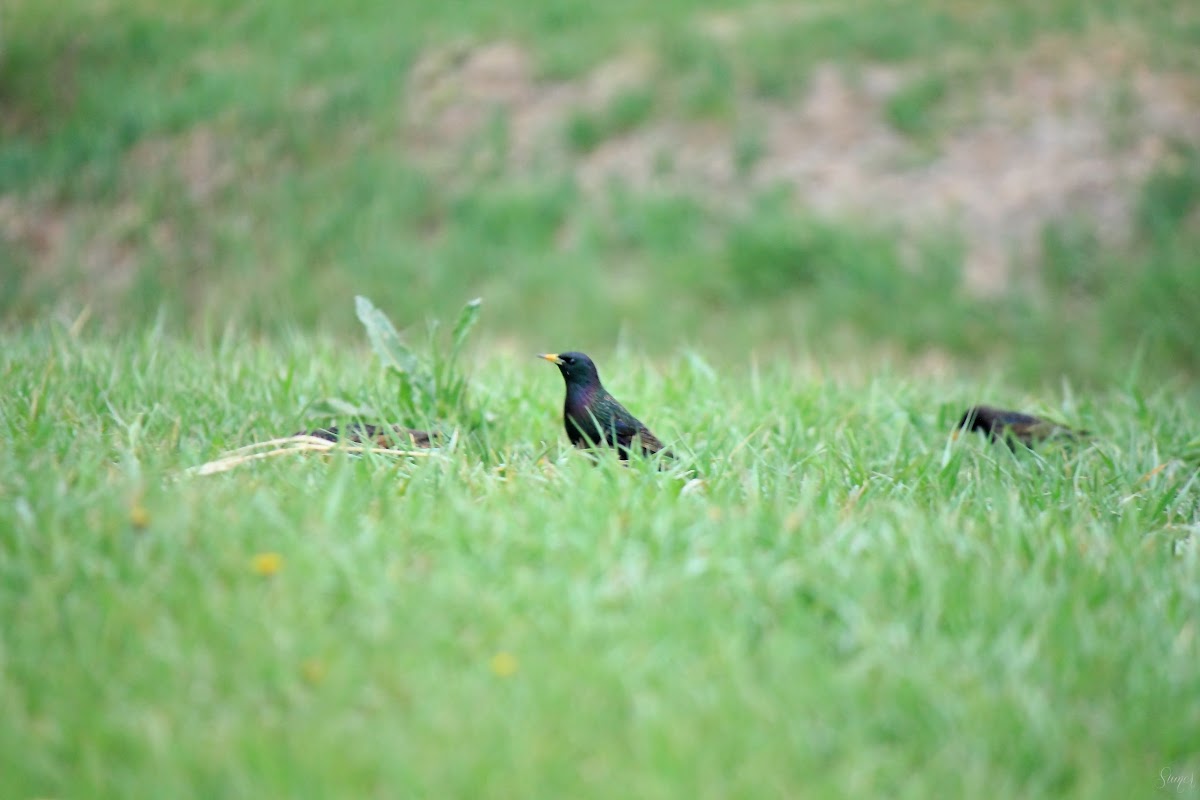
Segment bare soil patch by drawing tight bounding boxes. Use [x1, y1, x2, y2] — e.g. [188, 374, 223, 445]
[402, 34, 1200, 293]
[0, 128, 230, 305]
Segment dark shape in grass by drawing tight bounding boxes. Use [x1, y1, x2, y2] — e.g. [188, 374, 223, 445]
[297, 423, 440, 449]
[955, 405, 1088, 449]
[539, 352, 673, 461]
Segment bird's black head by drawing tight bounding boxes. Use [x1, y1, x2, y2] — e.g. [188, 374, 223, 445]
[539, 351, 601, 387]
[955, 405, 998, 436]
[957, 406, 983, 432]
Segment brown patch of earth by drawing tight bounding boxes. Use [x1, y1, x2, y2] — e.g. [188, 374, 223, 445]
[405, 41, 654, 175]
[128, 127, 234, 205]
[402, 35, 1200, 295]
[0, 194, 146, 303]
[0, 128, 231, 304]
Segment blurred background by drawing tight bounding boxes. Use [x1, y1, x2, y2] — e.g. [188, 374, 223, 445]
[2, 0, 1198, 385]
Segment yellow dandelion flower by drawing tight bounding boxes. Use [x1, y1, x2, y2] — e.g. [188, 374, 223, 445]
[490, 651, 518, 677]
[251, 552, 283, 576]
[1140, 462, 1169, 483]
[129, 502, 150, 530]
[301, 658, 327, 685]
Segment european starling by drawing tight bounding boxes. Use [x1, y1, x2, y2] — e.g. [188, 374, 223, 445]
[296, 423, 439, 448]
[539, 352, 673, 460]
[954, 405, 1087, 449]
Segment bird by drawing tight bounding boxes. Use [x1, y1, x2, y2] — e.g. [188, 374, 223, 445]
[954, 405, 1088, 449]
[539, 352, 673, 460]
[295, 423, 440, 448]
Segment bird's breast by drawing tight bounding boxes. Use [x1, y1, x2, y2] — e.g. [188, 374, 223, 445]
[564, 406, 602, 444]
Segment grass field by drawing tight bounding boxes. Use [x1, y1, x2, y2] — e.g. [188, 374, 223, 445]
[2, 319, 1199, 797]
[5, 0, 1200, 381]
[3, 0, 1200, 796]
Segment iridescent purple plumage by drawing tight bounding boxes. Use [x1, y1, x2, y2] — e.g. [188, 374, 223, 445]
[540, 351, 673, 460]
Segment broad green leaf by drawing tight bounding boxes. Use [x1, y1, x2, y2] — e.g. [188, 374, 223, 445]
[355, 295, 422, 376]
[304, 397, 379, 418]
[451, 297, 482, 359]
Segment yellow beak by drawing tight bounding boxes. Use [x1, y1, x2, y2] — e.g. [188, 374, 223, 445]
[538, 353, 563, 365]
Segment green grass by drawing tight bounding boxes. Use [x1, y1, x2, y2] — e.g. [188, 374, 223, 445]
[2, 321, 1199, 798]
[3, 1, 1200, 792]
[3, 0, 1199, 387]
[564, 88, 656, 154]
[885, 72, 949, 139]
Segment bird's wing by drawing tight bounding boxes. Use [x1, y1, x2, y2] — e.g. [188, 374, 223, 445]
[1007, 419, 1086, 445]
[299, 426, 340, 442]
[610, 412, 666, 455]
[633, 425, 667, 455]
[299, 424, 437, 448]
[300, 424, 382, 443]
[399, 427, 438, 447]
[341, 424, 391, 445]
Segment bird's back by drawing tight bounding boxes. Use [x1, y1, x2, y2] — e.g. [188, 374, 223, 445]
[973, 406, 1086, 447]
[299, 424, 438, 448]
[565, 390, 670, 459]
[988, 408, 1044, 427]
